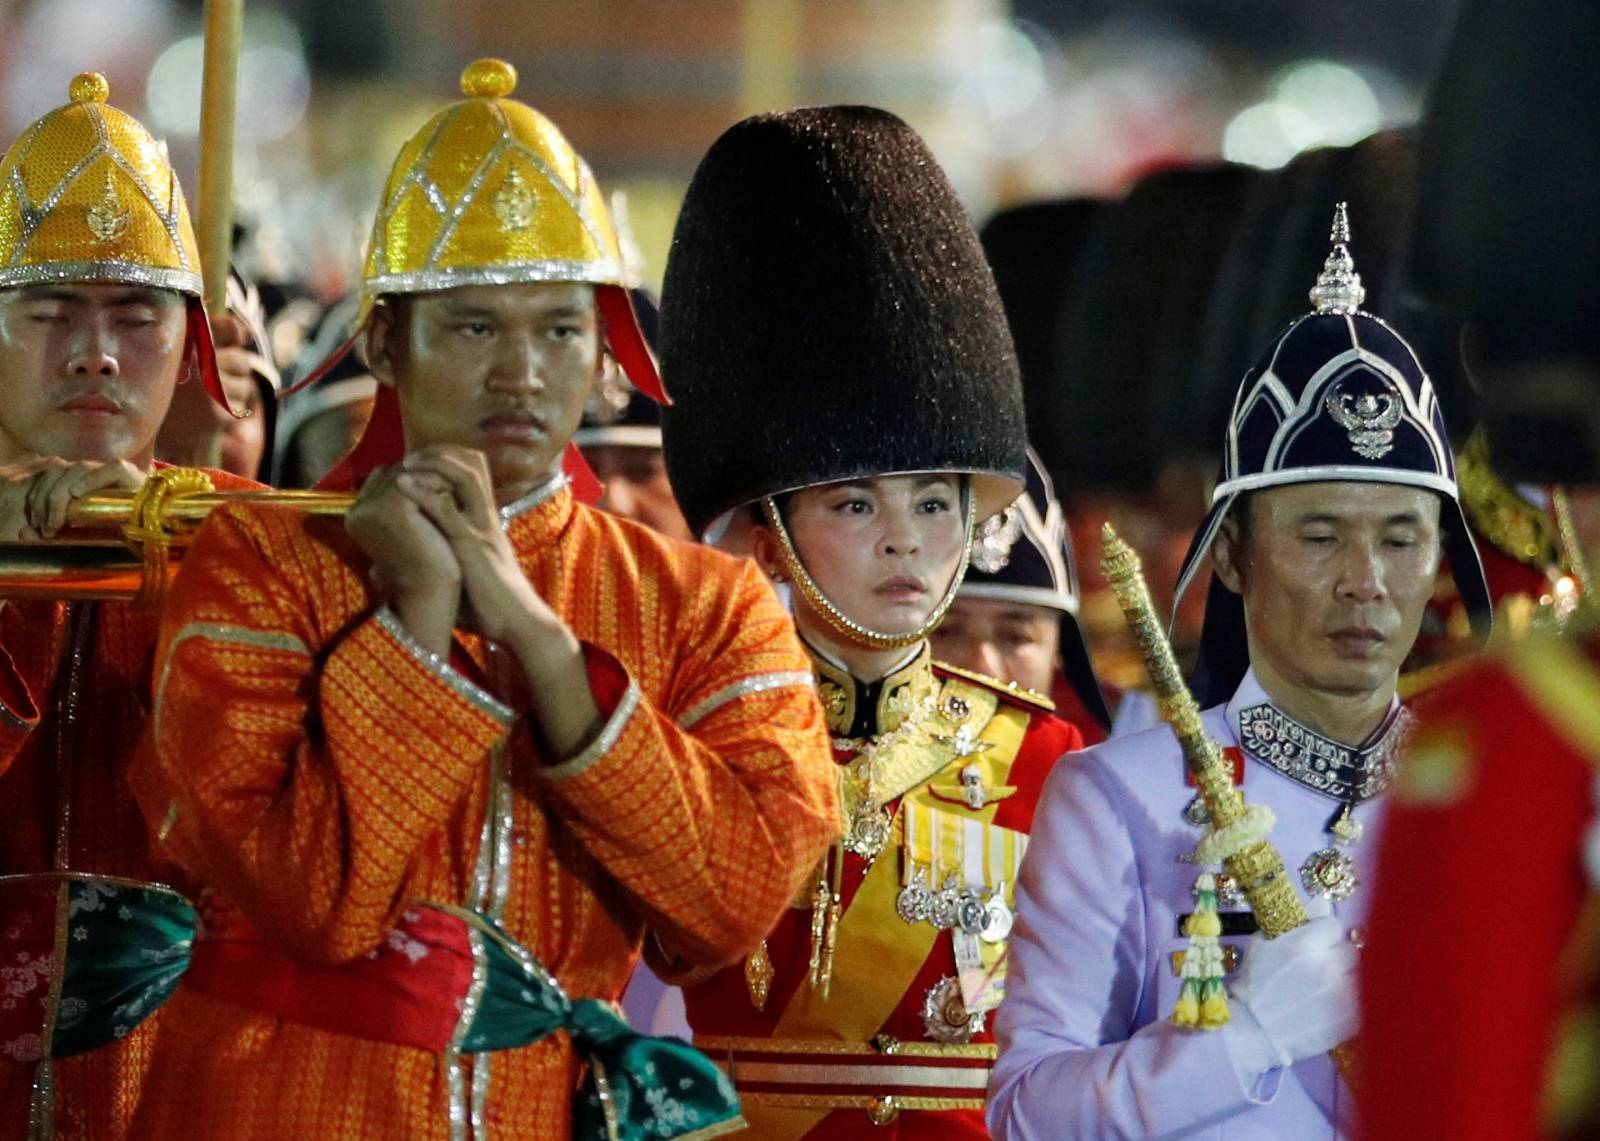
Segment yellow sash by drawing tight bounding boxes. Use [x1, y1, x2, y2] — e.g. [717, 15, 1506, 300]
[749, 683, 1030, 1138]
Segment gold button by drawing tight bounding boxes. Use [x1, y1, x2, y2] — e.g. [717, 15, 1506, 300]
[70, 72, 110, 104]
[460, 58, 518, 98]
[866, 1096, 900, 1125]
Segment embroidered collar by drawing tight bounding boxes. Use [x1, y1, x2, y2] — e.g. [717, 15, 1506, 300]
[806, 639, 937, 739]
[1231, 680, 1412, 803]
[498, 473, 571, 532]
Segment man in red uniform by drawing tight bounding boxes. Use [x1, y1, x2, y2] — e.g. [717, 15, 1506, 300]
[657, 105, 1084, 1138]
[0, 72, 250, 1138]
[1361, 2, 1600, 1136]
[129, 60, 839, 1139]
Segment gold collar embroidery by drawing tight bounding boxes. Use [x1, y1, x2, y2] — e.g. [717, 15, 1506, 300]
[808, 641, 938, 740]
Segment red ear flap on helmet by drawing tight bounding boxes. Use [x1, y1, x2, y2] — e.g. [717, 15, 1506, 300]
[561, 441, 603, 503]
[315, 383, 402, 492]
[596, 284, 667, 403]
[187, 299, 249, 418]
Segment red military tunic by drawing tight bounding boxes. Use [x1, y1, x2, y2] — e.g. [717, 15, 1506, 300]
[1362, 628, 1600, 1140]
[680, 644, 1082, 1138]
[0, 468, 255, 1140]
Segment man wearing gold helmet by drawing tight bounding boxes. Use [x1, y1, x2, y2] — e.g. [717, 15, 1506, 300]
[127, 60, 838, 1139]
[0, 73, 256, 1140]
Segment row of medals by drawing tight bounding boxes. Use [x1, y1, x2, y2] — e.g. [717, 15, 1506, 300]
[844, 765, 1016, 1043]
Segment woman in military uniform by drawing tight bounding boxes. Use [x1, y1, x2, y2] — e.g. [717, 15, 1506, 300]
[657, 105, 1083, 1139]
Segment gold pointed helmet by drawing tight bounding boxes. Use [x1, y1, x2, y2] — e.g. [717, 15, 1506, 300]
[364, 58, 627, 298]
[0, 72, 202, 295]
[320, 59, 663, 491]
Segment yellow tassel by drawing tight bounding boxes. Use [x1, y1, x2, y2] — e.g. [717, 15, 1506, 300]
[1199, 989, 1231, 1029]
[1171, 873, 1231, 1030]
[1172, 982, 1200, 1028]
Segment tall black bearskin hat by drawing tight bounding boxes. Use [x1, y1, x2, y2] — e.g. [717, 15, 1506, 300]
[964, 448, 1111, 729]
[1175, 204, 1492, 708]
[979, 198, 1102, 486]
[1415, 0, 1600, 483]
[1049, 165, 1258, 490]
[659, 105, 1027, 540]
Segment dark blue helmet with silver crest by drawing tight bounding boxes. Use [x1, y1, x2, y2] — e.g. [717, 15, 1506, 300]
[961, 448, 1110, 729]
[1175, 203, 1492, 707]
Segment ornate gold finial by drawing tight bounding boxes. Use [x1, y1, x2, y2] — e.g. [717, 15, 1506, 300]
[69, 72, 110, 105]
[85, 170, 131, 243]
[460, 58, 518, 99]
[1308, 201, 1366, 315]
[491, 165, 537, 230]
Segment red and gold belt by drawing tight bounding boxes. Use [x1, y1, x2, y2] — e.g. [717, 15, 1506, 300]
[694, 1034, 994, 1116]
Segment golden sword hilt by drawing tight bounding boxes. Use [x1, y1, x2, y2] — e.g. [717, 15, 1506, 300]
[1099, 524, 1357, 1083]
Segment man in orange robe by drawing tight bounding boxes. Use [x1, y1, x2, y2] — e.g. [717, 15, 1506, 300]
[0, 73, 255, 1138]
[129, 60, 839, 1139]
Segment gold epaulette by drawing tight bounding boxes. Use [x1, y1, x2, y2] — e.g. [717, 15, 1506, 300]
[1457, 430, 1565, 570]
[932, 661, 1055, 713]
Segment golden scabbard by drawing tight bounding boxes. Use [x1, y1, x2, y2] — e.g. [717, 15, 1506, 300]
[1099, 523, 1357, 1083]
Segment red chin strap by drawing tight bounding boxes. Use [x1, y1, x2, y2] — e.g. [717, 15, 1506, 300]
[596, 284, 668, 403]
[187, 299, 249, 419]
[315, 385, 601, 503]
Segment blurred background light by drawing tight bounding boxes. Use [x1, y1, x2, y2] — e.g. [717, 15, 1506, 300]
[3, 0, 177, 132]
[145, 8, 310, 143]
[1221, 100, 1322, 168]
[954, 19, 1059, 159]
[1272, 60, 1382, 146]
[1223, 58, 1385, 169]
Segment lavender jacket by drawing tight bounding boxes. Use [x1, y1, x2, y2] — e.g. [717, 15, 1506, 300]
[988, 671, 1393, 1140]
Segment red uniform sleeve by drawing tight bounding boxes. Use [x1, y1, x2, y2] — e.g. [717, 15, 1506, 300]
[1360, 656, 1593, 1141]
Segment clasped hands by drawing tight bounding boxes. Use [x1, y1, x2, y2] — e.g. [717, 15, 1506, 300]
[346, 444, 563, 660]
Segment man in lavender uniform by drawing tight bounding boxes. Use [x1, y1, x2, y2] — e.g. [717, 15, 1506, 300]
[986, 209, 1492, 1140]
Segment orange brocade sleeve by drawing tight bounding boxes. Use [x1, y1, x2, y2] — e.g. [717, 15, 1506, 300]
[538, 558, 838, 969]
[141, 506, 514, 966]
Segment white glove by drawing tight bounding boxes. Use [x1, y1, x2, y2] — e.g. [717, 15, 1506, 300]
[1221, 899, 1358, 1078]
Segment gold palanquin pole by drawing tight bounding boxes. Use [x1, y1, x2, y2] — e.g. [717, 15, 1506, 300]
[0, 471, 349, 601]
[1099, 523, 1357, 1082]
[198, 0, 243, 312]
[66, 490, 351, 529]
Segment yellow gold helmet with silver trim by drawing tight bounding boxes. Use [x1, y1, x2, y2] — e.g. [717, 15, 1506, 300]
[362, 58, 627, 298]
[321, 58, 663, 491]
[0, 72, 202, 296]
